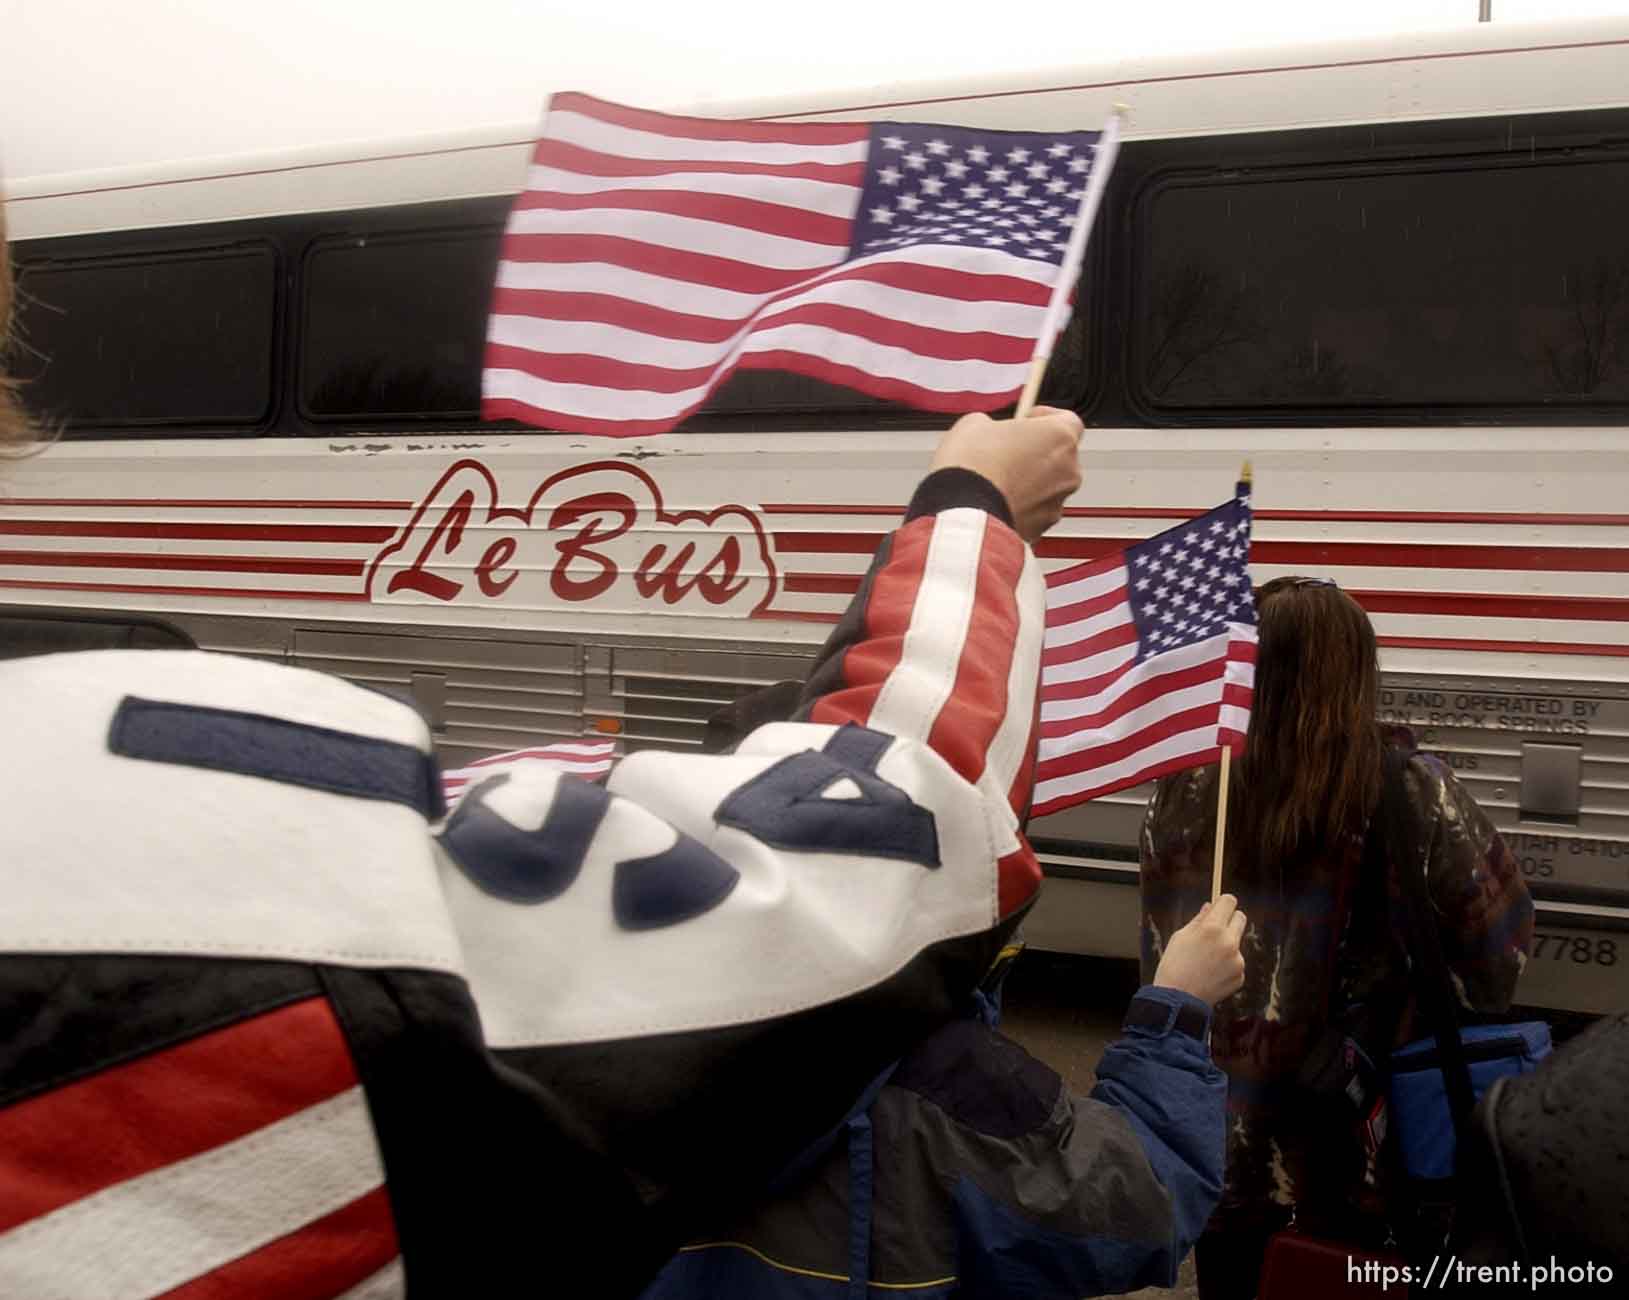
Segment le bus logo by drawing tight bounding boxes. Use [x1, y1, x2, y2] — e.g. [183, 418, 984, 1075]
[365, 459, 779, 616]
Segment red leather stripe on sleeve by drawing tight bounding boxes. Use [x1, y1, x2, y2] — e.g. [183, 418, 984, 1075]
[808, 517, 933, 731]
[0, 997, 356, 1233]
[153, 1188, 399, 1300]
[926, 519, 1027, 788]
[998, 844, 1043, 919]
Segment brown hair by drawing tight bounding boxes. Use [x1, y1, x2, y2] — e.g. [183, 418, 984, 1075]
[1230, 576, 1384, 868]
[0, 200, 35, 451]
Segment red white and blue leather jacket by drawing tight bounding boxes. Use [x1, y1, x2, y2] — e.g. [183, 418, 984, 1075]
[0, 468, 1051, 1298]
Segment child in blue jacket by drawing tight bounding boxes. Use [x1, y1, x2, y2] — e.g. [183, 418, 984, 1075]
[649, 681, 1242, 1300]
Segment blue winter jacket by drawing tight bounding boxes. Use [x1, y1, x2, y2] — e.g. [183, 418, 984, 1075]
[642, 983, 1226, 1299]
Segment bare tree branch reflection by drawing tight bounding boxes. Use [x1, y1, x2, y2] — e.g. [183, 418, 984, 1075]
[1541, 257, 1629, 396]
[1251, 338, 1352, 401]
[1144, 262, 1262, 399]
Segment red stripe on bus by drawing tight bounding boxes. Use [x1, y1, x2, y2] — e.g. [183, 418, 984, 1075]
[0, 520, 395, 543]
[761, 503, 1629, 527]
[1352, 589, 1629, 622]
[3, 500, 1622, 528]
[0, 498, 415, 510]
[1253, 509, 1629, 527]
[776, 532, 1629, 572]
[0, 550, 365, 577]
[751, 607, 1629, 655]
[1377, 635, 1629, 658]
[1251, 540, 1629, 573]
[780, 574, 1629, 625]
[774, 533, 886, 555]
[0, 578, 368, 602]
[783, 573, 862, 594]
[750, 607, 843, 623]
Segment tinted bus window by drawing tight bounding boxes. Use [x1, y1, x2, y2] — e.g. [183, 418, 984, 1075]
[300, 228, 502, 421]
[300, 222, 1090, 427]
[12, 244, 276, 430]
[1136, 154, 1629, 414]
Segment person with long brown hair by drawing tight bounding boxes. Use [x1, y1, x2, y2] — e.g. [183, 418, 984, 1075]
[1139, 576, 1534, 1300]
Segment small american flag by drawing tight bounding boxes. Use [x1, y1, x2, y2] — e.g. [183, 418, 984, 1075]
[482, 93, 1112, 436]
[441, 740, 617, 811]
[1031, 483, 1257, 818]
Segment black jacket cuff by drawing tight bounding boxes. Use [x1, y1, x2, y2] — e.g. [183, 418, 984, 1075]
[903, 467, 1014, 529]
[1123, 988, 1212, 1042]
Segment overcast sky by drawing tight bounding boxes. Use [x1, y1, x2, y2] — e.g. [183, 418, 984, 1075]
[3, 0, 1627, 179]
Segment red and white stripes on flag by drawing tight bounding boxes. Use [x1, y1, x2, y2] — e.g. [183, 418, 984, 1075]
[1032, 485, 1256, 818]
[0, 998, 402, 1299]
[482, 94, 1111, 436]
[441, 739, 617, 811]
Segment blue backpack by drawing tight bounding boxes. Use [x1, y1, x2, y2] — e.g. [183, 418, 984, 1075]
[1375, 748, 1551, 1190]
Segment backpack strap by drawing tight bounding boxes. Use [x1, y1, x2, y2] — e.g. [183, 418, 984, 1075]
[764, 1058, 899, 1198]
[1478, 1075, 1532, 1266]
[843, 1104, 879, 1300]
[1377, 747, 1478, 1148]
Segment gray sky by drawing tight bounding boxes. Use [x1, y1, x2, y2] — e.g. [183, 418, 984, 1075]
[4, 0, 1628, 179]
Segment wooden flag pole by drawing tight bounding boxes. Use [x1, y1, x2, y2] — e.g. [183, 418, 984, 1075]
[1014, 105, 1125, 419]
[1211, 747, 1232, 903]
[1210, 458, 1253, 902]
[1014, 355, 1049, 420]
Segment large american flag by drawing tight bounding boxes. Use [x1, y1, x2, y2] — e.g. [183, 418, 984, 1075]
[482, 93, 1109, 436]
[1032, 482, 1256, 817]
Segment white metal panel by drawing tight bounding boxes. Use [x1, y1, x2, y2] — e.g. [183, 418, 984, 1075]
[10, 19, 1629, 241]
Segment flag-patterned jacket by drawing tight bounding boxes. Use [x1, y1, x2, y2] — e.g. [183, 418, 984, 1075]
[1139, 744, 1533, 1229]
[641, 985, 1226, 1299]
[0, 468, 1047, 1299]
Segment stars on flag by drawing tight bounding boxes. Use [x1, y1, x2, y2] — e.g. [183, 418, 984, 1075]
[1125, 487, 1255, 653]
[855, 124, 1101, 261]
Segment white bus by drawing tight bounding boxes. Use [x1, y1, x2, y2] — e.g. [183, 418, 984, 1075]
[5, 16, 1626, 1015]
